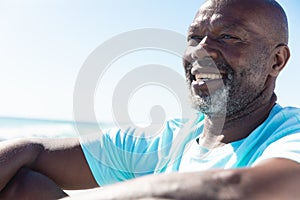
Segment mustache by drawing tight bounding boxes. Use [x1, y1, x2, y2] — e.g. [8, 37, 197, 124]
[192, 57, 231, 72]
[184, 56, 231, 71]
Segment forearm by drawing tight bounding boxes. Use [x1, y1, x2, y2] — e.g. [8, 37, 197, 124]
[0, 139, 43, 191]
[123, 172, 241, 200]
[64, 158, 300, 200]
[64, 170, 245, 200]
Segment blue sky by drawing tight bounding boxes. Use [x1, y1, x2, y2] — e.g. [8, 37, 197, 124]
[0, 0, 299, 123]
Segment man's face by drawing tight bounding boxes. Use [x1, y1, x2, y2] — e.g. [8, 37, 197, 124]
[183, 0, 273, 117]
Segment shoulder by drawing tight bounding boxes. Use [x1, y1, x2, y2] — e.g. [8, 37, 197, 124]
[261, 104, 300, 131]
[247, 104, 300, 165]
[270, 104, 300, 118]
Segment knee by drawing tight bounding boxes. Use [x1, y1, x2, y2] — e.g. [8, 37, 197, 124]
[0, 167, 67, 200]
[0, 167, 29, 199]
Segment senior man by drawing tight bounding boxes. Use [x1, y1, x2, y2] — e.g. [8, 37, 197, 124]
[1, 0, 300, 199]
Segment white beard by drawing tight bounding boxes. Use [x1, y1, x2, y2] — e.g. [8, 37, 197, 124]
[191, 85, 229, 117]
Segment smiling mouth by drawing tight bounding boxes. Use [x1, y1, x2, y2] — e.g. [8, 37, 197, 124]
[195, 73, 222, 82]
[190, 72, 226, 97]
[192, 73, 224, 86]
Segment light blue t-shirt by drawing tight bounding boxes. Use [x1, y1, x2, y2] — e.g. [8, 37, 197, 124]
[81, 104, 300, 186]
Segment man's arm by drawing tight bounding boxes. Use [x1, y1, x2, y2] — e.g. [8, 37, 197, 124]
[65, 158, 300, 200]
[0, 138, 98, 191]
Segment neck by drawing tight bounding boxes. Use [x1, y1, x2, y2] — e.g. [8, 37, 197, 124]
[199, 93, 277, 147]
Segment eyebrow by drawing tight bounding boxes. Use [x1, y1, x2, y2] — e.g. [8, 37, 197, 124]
[188, 18, 251, 36]
[217, 18, 250, 31]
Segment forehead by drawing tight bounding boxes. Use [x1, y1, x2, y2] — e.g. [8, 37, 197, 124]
[190, 1, 263, 33]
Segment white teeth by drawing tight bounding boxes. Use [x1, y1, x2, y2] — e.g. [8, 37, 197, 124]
[192, 80, 205, 86]
[195, 73, 222, 81]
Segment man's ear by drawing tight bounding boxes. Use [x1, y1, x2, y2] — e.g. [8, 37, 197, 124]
[270, 45, 290, 77]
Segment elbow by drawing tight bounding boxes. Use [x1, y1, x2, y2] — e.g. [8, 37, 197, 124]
[8, 138, 45, 168]
[209, 169, 249, 200]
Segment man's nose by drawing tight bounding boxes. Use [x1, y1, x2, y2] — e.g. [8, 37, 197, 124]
[191, 36, 219, 61]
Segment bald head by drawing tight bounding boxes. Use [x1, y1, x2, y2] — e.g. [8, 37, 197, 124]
[200, 0, 289, 46]
[262, 0, 289, 45]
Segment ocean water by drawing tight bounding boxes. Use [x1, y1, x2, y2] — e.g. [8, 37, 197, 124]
[0, 117, 112, 141]
[0, 117, 165, 143]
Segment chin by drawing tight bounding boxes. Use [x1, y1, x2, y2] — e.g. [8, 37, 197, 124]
[190, 87, 229, 117]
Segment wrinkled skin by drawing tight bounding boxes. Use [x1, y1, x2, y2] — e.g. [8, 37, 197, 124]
[183, 0, 284, 120]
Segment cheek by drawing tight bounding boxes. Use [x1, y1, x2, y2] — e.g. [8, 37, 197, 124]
[183, 46, 194, 64]
[182, 52, 193, 84]
[234, 64, 268, 91]
[182, 54, 192, 75]
[219, 46, 246, 68]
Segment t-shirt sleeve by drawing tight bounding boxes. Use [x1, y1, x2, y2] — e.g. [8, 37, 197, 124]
[253, 133, 300, 165]
[80, 127, 161, 186]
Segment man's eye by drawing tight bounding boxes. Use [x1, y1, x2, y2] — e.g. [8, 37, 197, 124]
[189, 36, 203, 41]
[220, 34, 240, 40]
[188, 36, 204, 46]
